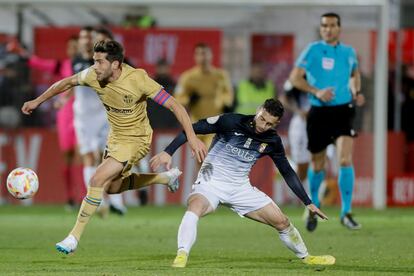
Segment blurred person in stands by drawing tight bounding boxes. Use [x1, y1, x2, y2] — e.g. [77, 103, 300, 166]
[402, 64, 414, 143]
[72, 26, 126, 216]
[175, 42, 233, 153]
[1, 37, 33, 128]
[235, 62, 276, 114]
[289, 12, 364, 231]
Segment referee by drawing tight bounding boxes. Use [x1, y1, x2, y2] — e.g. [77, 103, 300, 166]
[289, 12, 365, 231]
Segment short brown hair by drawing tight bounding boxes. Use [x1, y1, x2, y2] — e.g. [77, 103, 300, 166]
[93, 40, 124, 64]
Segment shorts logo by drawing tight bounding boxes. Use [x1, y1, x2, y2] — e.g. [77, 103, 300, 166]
[259, 143, 267, 153]
[123, 95, 134, 104]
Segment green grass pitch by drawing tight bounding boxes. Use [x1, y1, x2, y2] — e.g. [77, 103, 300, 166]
[0, 205, 413, 275]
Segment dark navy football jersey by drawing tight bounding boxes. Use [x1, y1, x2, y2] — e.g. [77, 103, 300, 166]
[165, 113, 311, 205]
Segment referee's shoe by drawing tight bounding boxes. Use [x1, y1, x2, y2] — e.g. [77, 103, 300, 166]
[341, 213, 362, 230]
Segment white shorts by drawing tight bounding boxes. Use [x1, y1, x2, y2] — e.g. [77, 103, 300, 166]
[288, 114, 310, 164]
[188, 180, 273, 216]
[74, 111, 109, 155]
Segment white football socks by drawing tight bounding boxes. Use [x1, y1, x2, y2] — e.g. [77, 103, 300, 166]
[278, 224, 308, 258]
[177, 211, 199, 254]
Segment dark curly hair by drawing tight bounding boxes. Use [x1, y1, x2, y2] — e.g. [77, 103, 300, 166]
[93, 40, 124, 64]
[262, 98, 284, 119]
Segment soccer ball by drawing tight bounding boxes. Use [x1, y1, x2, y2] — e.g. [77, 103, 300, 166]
[6, 168, 39, 199]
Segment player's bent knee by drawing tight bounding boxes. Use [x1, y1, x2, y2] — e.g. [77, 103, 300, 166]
[187, 195, 211, 217]
[273, 215, 290, 231]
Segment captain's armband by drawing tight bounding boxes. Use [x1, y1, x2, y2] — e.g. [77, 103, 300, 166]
[152, 89, 171, 106]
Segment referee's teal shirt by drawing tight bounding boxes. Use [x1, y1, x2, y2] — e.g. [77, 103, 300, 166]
[295, 40, 358, 107]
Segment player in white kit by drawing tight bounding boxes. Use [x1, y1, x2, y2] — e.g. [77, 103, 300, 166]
[282, 80, 338, 224]
[151, 99, 336, 268]
[282, 80, 311, 183]
[73, 26, 125, 215]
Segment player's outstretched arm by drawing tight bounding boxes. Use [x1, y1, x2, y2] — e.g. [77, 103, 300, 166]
[150, 115, 225, 171]
[270, 137, 329, 220]
[163, 96, 207, 163]
[21, 74, 78, 115]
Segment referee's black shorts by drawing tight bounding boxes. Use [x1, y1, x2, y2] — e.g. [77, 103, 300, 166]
[306, 103, 357, 154]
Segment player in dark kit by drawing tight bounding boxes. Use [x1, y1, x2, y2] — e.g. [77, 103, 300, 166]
[151, 99, 336, 268]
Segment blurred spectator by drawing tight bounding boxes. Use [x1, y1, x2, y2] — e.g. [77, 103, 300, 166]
[0, 37, 34, 128]
[235, 62, 276, 114]
[402, 65, 414, 172]
[93, 26, 114, 43]
[401, 64, 414, 142]
[175, 42, 233, 149]
[123, 8, 156, 29]
[147, 58, 178, 129]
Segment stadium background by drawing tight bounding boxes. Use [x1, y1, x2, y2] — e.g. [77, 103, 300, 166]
[2, 0, 412, 207]
[1, 1, 414, 275]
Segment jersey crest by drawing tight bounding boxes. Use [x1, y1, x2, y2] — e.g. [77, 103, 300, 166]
[259, 143, 268, 153]
[123, 95, 134, 104]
